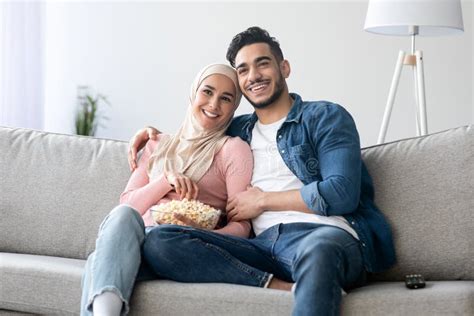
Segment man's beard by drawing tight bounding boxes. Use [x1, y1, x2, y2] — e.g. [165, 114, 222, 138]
[244, 75, 285, 109]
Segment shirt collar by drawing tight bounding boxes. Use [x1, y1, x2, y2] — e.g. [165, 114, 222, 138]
[246, 92, 304, 133]
[285, 93, 304, 124]
[242, 112, 258, 139]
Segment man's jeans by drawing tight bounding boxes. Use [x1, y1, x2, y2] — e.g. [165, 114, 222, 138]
[80, 205, 156, 316]
[143, 222, 365, 316]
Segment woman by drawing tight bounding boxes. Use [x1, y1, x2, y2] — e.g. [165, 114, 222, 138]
[81, 64, 253, 316]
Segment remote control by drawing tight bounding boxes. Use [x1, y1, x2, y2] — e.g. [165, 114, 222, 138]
[405, 274, 426, 289]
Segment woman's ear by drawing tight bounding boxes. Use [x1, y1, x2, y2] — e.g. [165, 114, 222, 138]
[280, 60, 291, 79]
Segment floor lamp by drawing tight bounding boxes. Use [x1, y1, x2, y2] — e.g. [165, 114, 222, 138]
[364, 0, 464, 144]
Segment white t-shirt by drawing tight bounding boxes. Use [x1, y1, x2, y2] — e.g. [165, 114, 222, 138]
[250, 117, 359, 239]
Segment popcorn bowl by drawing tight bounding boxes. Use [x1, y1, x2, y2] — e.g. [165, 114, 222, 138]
[151, 199, 221, 230]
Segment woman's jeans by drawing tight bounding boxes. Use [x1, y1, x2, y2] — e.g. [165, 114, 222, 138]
[143, 222, 365, 316]
[80, 205, 156, 316]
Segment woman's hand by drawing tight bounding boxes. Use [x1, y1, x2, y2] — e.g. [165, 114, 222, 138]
[166, 172, 199, 200]
[128, 126, 161, 171]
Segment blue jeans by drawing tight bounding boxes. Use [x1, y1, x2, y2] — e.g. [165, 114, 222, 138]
[80, 205, 157, 316]
[143, 222, 365, 316]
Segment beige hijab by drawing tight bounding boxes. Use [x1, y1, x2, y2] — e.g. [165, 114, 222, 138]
[147, 63, 242, 182]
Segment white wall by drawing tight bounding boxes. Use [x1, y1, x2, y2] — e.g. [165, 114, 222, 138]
[44, 1, 473, 147]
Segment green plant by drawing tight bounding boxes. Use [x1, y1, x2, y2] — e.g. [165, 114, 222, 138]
[75, 87, 110, 136]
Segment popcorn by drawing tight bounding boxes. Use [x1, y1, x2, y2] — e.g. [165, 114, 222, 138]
[151, 199, 221, 230]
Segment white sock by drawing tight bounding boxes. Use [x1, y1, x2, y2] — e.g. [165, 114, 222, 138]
[92, 291, 123, 316]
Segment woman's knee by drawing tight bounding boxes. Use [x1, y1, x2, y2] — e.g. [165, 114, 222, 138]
[98, 204, 143, 234]
[110, 204, 140, 220]
[109, 204, 141, 224]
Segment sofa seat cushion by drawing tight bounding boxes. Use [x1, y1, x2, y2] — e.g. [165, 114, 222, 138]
[128, 278, 293, 316]
[0, 253, 293, 315]
[1, 253, 473, 315]
[342, 281, 474, 315]
[0, 310, 35, 315]
[0, 253, 84, 315]
[130, 280, 474, 316]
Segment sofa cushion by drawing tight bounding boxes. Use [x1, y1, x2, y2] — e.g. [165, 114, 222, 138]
[0, 310, 35, 315]
[1, 125, 473, 281]
[0, 252, 294, 315]
[2, 253, 473, 315]
[341, 281, 474, 315]
[0, 253, 83, 315]
[131, 281, 474, 316]
[128, 278, 293, 316]
[0, 127, 130, 260]
[362, 125, 473, 281]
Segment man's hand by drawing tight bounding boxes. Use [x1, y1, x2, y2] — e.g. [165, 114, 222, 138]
[128, 126, 160, 171]
[226, 186, 265, 222]
[166, 172, 199, 200]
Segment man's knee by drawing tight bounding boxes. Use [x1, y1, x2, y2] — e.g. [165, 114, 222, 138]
[300, 238, 342, 262]
[295, 227, 351, 265]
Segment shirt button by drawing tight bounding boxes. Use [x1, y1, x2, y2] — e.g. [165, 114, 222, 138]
[278, 135, 282, 139]
[351, 221, 355, 225]
[281, 150, 285, 154]
[362, 243, 366, 247]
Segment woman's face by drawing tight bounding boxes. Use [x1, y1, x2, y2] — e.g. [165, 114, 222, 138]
[192, 74, 237, 130]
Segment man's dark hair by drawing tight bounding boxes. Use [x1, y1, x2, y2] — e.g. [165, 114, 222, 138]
[226, 26, 284, 68]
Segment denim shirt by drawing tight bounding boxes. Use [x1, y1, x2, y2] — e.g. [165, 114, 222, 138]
[227, 93, 396, 273]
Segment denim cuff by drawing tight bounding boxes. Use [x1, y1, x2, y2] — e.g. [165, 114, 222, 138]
[263, 274, 274, 288]
[300, 181, 328, 215]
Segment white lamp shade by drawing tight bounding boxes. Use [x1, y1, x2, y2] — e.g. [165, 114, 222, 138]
[364, 0, 464, 36]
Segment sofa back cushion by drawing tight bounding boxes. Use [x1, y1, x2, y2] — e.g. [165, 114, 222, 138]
[362, 125, 473, 281]
[0, 127, 130, 259]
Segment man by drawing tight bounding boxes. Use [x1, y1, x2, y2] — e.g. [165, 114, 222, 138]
[129, 27, 395, 316]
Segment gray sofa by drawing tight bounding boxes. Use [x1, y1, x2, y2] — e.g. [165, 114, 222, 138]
[1, 125, 473, 315]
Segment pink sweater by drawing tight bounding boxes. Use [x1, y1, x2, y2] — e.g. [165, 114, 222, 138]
[120, 135, 253, 236]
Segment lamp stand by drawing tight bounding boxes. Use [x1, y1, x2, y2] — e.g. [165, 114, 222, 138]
[377, 31, 428, 144]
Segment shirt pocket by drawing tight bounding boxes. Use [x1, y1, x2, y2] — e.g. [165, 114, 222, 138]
[287, 144, 319, 182]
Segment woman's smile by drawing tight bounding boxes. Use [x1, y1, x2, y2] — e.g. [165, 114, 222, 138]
[202, 109, 220, 119]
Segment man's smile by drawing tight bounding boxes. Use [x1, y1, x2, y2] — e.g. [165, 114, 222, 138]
[247, 80, 270, 94]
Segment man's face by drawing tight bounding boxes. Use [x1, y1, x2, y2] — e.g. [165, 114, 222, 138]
[234, 43, 286, 109]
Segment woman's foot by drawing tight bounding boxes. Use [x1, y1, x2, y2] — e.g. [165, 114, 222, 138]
[93, 291, 123, 316]
[268, 277, 294, 291]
